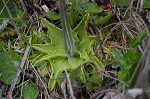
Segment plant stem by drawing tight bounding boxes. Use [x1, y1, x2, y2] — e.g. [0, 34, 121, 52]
[59, 0, 76, 57]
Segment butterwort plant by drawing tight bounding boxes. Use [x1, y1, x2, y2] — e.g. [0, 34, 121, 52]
[31, 0, 105, 91]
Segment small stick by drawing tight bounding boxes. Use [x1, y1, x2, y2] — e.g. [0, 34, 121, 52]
[65, 69, 76, 99]
[7, 45, 30, 99]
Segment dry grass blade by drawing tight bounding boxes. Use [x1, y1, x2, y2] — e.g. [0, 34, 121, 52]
[65, 69, 76, 99]
[0, 0, 9, 16]
[61, 79, 67, 99]
[7, 45, 30, 99]
[135, 31, 150, 88]
[31, 64, 51, 99]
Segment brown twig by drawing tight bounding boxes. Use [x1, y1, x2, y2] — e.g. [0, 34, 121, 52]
[31, 64, 51, 99]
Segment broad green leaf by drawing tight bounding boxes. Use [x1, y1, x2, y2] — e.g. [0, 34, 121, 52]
[49, 57, 84, 90]
[112, 62, 121, 69]
[130, 30, 147, 48]
[81, 3, 102, 14]
[32, 43, 66, 56]
[22, 81, 39, 99]
[111, 48, 141, 89]
[125, 49, 141, 87]
[117, 82, 124, 91]
[40, 11, 60, 20]
[32, 18, 77, 58]
[74, 13, 96, 60]
[92, 12, 113, 25]
[112, 48, 123, 59]
[41, 18, 64, 45]
[125, 49, 141, 69]
[112, 0, 130, 6]
[86, 65, 102, 84]
[30, 53, 46, 67]
[118, 70, 129, 82]
[143, 0, 150, 8]
[47, 11, 60, 20]
[38, 61, 50, 76]
[85, 64, 103, 91]
[68, 57, 84, 69]
[70, 65, 86, 83]
[48, 11, 60, 20]
[0, 52, 21, 85]
[68, 56, 86, 83]
[48, 57, 71, 90]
